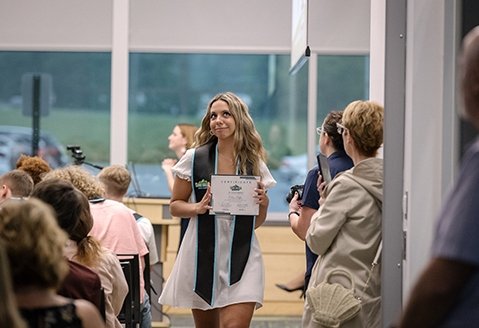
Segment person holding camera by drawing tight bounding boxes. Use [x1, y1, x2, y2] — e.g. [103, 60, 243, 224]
[282, 111, 353, 295]
[303, 100, 383, 328]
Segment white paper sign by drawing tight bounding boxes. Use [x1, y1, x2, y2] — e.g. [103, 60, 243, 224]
[210, 175, 260, 216]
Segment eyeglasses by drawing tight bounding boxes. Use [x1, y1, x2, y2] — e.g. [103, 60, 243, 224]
[336, 122, 347, 135]
[316, 126, 323, 135]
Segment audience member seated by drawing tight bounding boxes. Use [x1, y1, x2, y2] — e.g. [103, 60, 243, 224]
[0, 198, 105, 328]
[98, 164, 159, 328]
[0, 168, 104, 316]
[15, 154, 52, 185]
[32, 178, 129, 328]
[0, 170, 34, 203]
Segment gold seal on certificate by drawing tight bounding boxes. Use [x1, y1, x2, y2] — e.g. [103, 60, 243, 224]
[210, 175, 260, 216]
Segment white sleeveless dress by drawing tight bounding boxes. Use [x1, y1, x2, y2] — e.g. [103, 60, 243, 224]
[158, 149, 276, 310]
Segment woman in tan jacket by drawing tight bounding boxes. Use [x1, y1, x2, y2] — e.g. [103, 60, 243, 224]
[303, 100, 384, 328]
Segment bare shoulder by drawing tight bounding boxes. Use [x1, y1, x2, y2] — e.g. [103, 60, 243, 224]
[74, 299, 105, 328]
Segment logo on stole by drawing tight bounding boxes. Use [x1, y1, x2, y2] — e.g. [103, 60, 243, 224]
[195, 179, 209, 189]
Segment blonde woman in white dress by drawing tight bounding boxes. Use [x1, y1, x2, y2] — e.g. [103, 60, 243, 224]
[159, 92, 276, 328]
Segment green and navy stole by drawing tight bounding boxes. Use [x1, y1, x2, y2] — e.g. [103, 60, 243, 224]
[192, 141, 256, 305]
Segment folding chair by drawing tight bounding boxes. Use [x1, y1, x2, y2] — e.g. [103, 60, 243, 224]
[117, 254, 141, 328]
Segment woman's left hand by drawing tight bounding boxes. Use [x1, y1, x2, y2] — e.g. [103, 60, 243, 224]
[317, 174, 327, 206]
[254, 181, 269, 207]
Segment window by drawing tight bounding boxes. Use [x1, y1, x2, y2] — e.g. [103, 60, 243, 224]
[0, 51, 111, 171]
[0, 52, 368, 214]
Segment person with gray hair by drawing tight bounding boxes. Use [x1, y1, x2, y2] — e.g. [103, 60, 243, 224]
[303, 100, 384, 328]
[396, 26, 479, 327]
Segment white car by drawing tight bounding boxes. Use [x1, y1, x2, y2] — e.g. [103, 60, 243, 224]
[278, 153, 308, 186]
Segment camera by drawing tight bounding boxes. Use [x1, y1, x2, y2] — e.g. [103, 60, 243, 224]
[66, 145, 104, 170]
[285, 184, 304, 203]
[67, 145, 86, 165]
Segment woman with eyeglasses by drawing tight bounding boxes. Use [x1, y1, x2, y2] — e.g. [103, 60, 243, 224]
[302, 100, 384, 328]
[281, 111, 353, 297]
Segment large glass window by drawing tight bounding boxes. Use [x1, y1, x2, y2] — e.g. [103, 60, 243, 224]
[0, 52, 368, 214]
[275, 55, 369, 201]
[317, 55, 369, 125]
[0, 51, 111, 171]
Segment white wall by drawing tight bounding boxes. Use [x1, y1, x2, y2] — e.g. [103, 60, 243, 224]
[308, 0, 370, 54]
[0, 0, 113, 51]
[0, 0, 370, 53]
[402, 0, 458, 294]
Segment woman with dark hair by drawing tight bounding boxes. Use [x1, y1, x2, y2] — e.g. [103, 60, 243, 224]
[32, 179, 128, 328]
[159, 92, 276, 328]
[279, 111, 353, 295]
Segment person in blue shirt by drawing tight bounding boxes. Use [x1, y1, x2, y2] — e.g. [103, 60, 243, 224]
[397, 26, 479, 328]
[285, 111, 353, 293]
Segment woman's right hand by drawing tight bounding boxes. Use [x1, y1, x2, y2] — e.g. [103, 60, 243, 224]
[195, 184, 212, 215]
[162, 158, 177, 171]
[288, 191, 301, 213]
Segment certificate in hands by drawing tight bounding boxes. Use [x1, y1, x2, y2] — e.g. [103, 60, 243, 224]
[210, 175, 260, 216]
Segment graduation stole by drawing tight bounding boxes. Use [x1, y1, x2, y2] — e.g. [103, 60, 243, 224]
[192, 141, 256, 305]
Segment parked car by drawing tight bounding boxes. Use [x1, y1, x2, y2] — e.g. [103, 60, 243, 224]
[277, 152, 308, 186]
[0, 135, 15, 173]
[0, 125, 69, 174]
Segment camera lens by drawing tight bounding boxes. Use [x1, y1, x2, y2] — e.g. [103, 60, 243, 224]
[285, 184, 304, 203]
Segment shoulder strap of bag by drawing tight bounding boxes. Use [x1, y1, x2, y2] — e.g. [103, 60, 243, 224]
[341, 173, 382, 301]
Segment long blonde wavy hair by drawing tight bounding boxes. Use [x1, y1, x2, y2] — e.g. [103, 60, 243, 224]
[194, 92, 266, 176]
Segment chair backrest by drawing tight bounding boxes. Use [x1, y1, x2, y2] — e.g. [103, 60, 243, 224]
[99, 287, 106, 323]
[117, 254, 141, 328]
[143, 250, 151, 300]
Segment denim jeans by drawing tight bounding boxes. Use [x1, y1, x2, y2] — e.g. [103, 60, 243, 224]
[140, 292, 152, 328]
